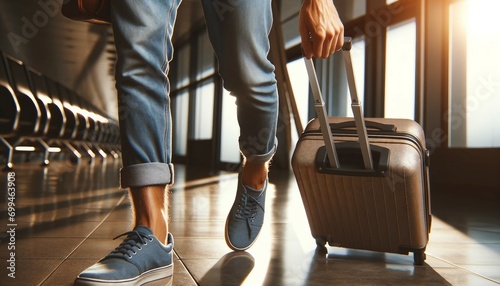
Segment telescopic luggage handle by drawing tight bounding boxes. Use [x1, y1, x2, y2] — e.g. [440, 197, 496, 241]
[304, 37, 373, 170]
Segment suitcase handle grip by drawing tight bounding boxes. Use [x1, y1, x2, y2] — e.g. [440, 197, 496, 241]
[341, 38, 352, 51]
[304, 37, 373, 170]
[330, 121, 396, 132]
[316, 143, 389, 177]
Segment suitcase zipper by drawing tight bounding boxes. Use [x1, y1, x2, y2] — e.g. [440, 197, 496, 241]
[302, 129, 426, 157]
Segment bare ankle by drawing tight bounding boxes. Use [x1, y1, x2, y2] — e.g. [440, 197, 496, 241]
[130, 185, 169, 244]
[242, 161, 269, 190]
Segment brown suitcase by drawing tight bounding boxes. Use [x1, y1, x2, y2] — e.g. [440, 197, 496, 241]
[291, 38, 431, 265]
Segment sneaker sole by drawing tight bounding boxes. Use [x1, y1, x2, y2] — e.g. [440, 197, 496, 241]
[74, 264, 173, 286]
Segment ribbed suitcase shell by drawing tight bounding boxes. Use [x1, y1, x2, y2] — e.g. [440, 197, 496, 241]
[292, 116, 431, 264]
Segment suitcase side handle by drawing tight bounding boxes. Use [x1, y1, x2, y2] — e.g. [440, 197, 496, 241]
[304, 37, 374, 170]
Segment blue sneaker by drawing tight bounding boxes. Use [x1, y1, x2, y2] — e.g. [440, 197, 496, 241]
[74, 226, 173, 286]
[225, 174, 267, 251]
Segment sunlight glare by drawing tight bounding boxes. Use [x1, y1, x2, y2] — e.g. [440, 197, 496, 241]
[465, 0, 500, 147]
[466, 0, 500, 38]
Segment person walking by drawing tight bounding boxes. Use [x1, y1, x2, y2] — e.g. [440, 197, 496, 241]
[74, 0, 344, 284]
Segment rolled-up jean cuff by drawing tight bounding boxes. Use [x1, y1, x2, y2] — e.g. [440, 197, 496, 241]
[241, 141, 278, 164]
[120, 163, 174, 188]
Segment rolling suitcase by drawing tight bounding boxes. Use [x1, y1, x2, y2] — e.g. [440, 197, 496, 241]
[291, 38, 431, 265]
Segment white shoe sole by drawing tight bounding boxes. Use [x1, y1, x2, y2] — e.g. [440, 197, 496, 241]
[74, 264, 173, 286]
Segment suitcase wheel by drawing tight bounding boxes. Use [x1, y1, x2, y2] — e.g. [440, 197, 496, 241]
[315, 237, 327, 247]
[315, 238, 328, 256]
[413, 251, 426, 265]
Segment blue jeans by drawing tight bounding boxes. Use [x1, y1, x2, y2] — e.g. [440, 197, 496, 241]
[111, 0, 278, 188]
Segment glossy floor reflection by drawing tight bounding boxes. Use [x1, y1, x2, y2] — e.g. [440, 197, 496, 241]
[0, 159, 499, 285]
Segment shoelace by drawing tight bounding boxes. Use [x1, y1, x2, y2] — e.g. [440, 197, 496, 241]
[235, 191, 264, 237]
[108, 230, 153, 259]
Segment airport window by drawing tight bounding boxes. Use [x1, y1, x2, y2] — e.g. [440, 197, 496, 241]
[172, 89, 189, 156]
[192, 79, 215, 140]
[287, 58, 310, 146]
[175, 45, 191, 89]
[196, 32, 215, 81]
[192, 30, 216, 141]
[351, 0, 367, 19]
[347, 36, 366, 117]
[171, 29, 218, 159]
[448, 0, 500, 148]
[384, 18, 416, 120]
[220, 88, 241, 163]
[287, 58, 310, 127]
[280, 0, 301, 49]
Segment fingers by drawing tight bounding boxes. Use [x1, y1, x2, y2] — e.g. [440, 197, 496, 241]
[334, 29, 345, 52]
[307, 28, 344, 58]
[298, 0, 344, 59]
[299, 24, 313, 59]
[311, 31, 327, 58]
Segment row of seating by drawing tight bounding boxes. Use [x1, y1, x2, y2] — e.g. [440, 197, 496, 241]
[0, 51, 121, 170]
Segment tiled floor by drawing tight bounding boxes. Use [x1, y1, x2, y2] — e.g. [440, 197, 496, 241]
[0, 158, 499, 285]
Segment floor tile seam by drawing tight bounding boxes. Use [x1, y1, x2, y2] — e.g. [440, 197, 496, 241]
[436, 225, 500, 232]
[429, 242, 500, 245]
[173, 248, 201, 286]
[37, 193, 128, 286]
[170, 173, 238, 191]
[465, 228, 500, 235]
[169, 219, 226, 222]
[170, 236, 225, 239]
[427, 253, 500, 284]
[10, 186, 124, 205]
